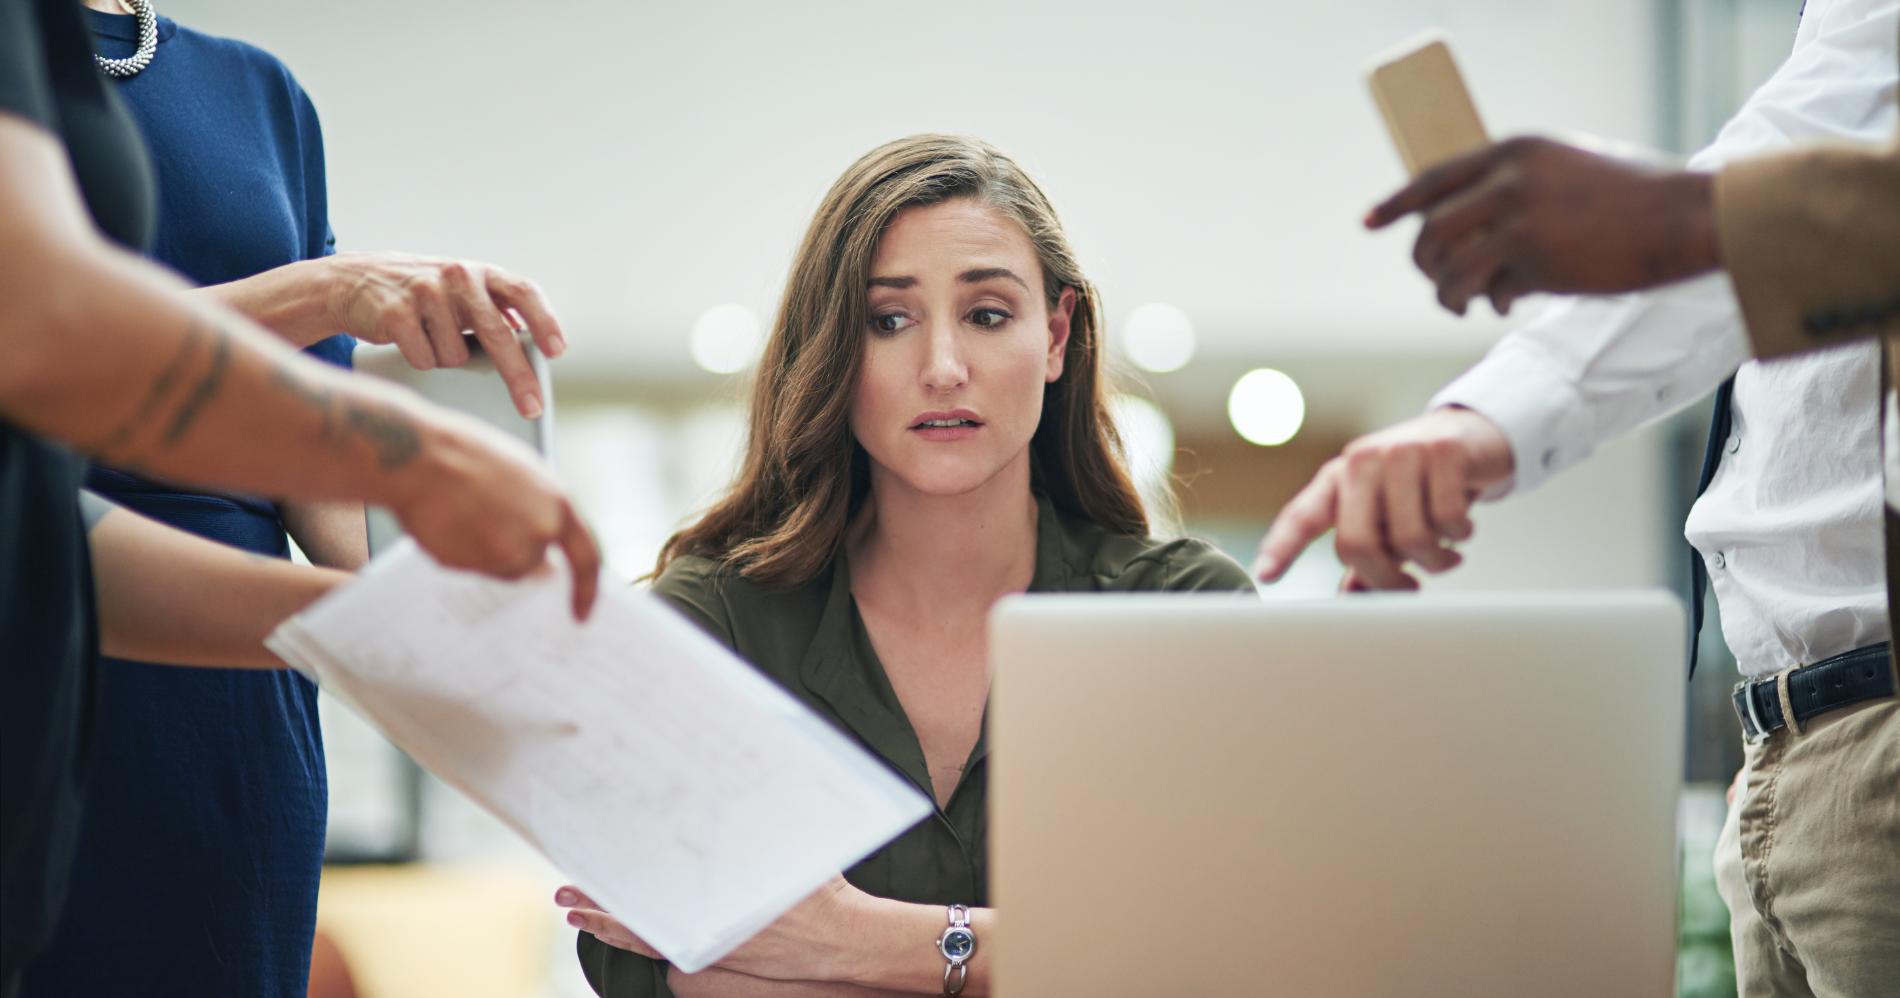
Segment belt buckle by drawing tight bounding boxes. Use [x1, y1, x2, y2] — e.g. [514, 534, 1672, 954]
[1737, 677, 1773, 744]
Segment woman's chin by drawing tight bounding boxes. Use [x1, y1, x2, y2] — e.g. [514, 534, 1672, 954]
[882, 461, 1010, 500]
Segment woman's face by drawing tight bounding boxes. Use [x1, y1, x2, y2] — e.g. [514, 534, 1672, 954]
[850, 198, 1075, 500]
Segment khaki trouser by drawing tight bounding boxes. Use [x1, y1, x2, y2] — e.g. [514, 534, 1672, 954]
[1713, 681, 1900, 998]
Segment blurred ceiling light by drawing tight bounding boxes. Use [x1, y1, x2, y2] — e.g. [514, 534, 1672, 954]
[1227, 368, 1305, 446]
[689, 303, 762, 374]
[1121, 302, 1196, 374]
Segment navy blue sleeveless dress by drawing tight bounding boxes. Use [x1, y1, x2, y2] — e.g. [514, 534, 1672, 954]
[20, 13, 352, 998]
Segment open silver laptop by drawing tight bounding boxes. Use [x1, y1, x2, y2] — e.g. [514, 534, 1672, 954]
[988, 592, 1683, 997]
[352, 333, 553, 556]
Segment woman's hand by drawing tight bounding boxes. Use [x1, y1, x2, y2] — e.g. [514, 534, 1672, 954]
[382, 406, 599, 619]
[322, 252, 566, 418]
[202, 251, 568, 419]
[558, 877, 872, 984]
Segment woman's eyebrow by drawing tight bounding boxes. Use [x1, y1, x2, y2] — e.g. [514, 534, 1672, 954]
[959, 267, 1029, 290]
[867, 269, 1027, 290]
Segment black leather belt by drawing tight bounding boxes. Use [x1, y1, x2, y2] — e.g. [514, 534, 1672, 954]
[1733, 643, 1894, 743]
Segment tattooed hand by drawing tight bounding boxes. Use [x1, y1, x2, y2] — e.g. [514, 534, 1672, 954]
[270, 353, 600, 619]
[379, 405, 601, 619]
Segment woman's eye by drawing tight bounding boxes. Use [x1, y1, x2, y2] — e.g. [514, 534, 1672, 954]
[871, 312, 913, 335]
[969, 307, 1012, 328]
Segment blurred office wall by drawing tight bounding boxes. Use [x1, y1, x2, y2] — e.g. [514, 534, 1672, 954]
[167, 0, 1661, 371]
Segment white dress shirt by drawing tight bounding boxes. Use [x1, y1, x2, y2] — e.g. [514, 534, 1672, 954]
[1433, 0, 1897, 678]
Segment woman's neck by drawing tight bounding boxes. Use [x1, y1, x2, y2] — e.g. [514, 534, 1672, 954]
[850, 452, 1039, 617]
[81, 1, 127, 14]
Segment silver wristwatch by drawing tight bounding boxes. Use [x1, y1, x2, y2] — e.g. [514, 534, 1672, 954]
[936, 904, 976, 996]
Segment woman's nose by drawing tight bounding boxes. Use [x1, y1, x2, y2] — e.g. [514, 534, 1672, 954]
[919, 321, 968, 391]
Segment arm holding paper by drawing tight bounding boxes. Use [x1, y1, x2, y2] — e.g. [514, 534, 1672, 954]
[566, 881, 992, 997]
[570, 562, 996, 997]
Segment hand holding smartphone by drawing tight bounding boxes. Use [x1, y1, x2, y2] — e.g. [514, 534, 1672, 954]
[1367, 34, 1489, 177]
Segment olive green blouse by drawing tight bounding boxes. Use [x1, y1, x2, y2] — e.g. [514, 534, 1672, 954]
[578, 494, 1256, 996]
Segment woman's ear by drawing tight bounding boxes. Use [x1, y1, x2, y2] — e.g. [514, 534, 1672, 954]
[1045, 286, 1076, 383]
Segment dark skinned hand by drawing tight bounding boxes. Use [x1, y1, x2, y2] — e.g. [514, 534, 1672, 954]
[1367, 137, 1723, 316]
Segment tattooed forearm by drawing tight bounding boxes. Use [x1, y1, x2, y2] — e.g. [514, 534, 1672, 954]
[274, 352, 419, 470]
[161, 325, 232, 445]
[79, 303, 421, 489]
[88, 317, 208, 458]
[341, 403, 421, 469]
[271, 361, 337, 441]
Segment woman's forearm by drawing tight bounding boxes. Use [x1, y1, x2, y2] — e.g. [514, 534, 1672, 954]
[190, 257, 341, 349]
[668, 967, 910, 997]
[281, 498, 371, 570]
[841, 899, 993, 996]
[87, 494, 348, 669]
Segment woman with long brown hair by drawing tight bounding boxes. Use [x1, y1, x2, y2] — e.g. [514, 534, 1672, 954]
[560, 133, 1253, 997]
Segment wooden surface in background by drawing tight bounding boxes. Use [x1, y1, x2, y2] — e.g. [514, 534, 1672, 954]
[1171, 431, 1351, 525]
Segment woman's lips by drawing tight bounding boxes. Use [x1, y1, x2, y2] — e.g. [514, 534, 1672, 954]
[909, 411, 983, 442]
[911, 423, 982, 442]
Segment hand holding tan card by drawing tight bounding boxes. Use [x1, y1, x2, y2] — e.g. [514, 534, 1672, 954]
[1367, 34, 1489, 176]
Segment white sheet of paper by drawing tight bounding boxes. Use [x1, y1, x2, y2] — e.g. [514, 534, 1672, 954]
[266, 541, 930, 972]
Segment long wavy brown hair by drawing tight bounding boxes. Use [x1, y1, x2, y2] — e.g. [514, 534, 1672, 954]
[655, 134, 1148, 586]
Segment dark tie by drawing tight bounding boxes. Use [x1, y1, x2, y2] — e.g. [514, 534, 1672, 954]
[1687, 378, 1735, 679]
[1884, 341, 1899, 672]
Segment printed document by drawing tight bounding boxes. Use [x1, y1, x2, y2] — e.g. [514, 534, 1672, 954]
[266, 541, 930, 972]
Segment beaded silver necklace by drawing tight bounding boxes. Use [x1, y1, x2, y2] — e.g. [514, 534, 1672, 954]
[94, 0, 158, 79]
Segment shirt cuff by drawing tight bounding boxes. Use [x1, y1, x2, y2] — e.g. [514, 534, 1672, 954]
[1429, 341, 1595, 498]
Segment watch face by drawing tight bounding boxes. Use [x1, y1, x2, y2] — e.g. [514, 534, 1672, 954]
[940, 927, 975, 961]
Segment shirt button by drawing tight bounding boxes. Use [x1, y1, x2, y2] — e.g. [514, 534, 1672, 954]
[1726, 434, 1741, 455]
[1712, 551, 1727, 570]
[1541, 448, 1558, 470]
